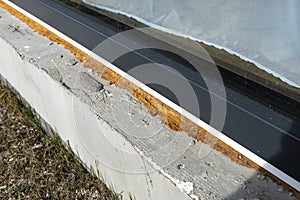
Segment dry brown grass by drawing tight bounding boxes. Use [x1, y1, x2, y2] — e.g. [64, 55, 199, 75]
[0, 81, 120, 199]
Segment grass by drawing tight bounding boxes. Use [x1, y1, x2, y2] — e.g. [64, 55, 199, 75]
[0, 81, 121, 199]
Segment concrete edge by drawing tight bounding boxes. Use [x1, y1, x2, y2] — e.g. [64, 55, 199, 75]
[0, 36, 193, 199]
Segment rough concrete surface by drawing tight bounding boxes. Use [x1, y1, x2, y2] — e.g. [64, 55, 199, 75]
[0, 7, 297, 200]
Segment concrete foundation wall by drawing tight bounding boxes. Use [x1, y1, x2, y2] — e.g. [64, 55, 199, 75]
[0, 22, 192, 200]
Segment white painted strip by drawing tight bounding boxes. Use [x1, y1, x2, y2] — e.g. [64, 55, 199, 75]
[3, 0, 300, 191]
